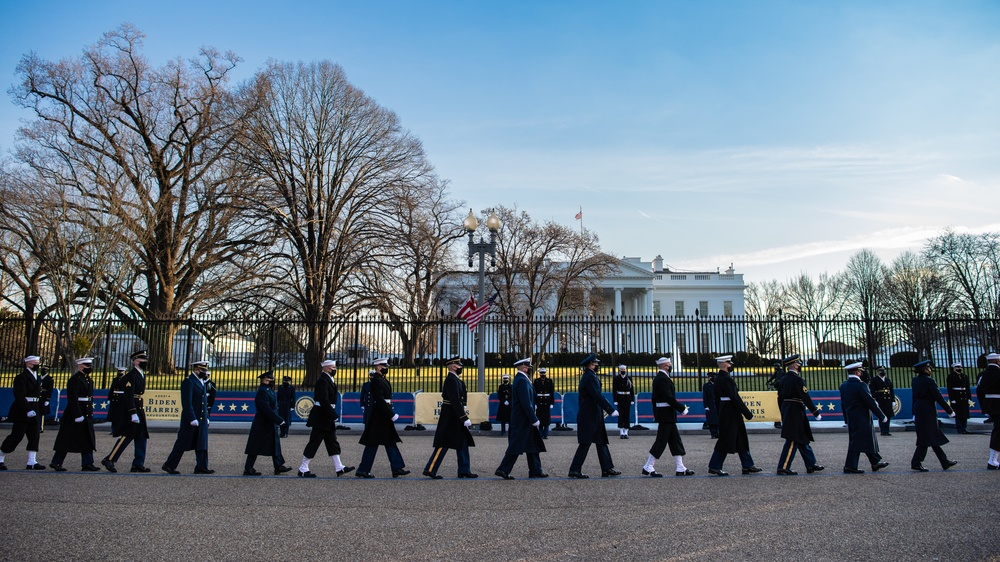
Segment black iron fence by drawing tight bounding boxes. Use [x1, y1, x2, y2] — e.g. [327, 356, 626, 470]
[1, 314, 996, 394]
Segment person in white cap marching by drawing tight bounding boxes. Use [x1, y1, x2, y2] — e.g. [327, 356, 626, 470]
[643, 357, 693, 477]
[0, 356, 46, 470]
[947, 361, 972, 434]
[50, 358, 101, 471]
[975, 353, 1000, 470]
[356, 358, 408, 478]
[298, 359, 354, 478]
[706, 355, 760, 476]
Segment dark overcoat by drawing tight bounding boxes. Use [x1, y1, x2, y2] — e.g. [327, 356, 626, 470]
[702, 378, 719, 425]
[652, 370, 685, 423]
[946, 370, 971, 419]
[713, 369, 753, 453]
[778, 371, 819, 444]
[306, 373, 339, 432]
[7, 368, 42, 421]
[869, 374, 895, 418]
[244, 384, 283, 456]
[359, 376, 402, 446]
[495, 381, 512, 423]
[911, 374, 952, 448]
[52, 370, 96, 453]
[432, 372, 475, 450]
[505, 373, 545, 455]
[576, 368, 614, 445]
[839, 376, 883, 455]
[114, 367, 148, 440]
[174, 374, 210, 452]
[976, 364, 1000, 449]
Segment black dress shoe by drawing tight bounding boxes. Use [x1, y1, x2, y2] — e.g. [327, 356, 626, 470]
[987, 464, 1000, 470]
[130, 465, 151, 473]
[243, 469, 262, 476]
[871, 461, 889, 472]
[49, 463, 67, 472]
[843, 467, 865, 474]
[0, 462, 6, 471]
[336, 466, 355, 477]
[354, 471, 374, 478]
[297, 470, 317, 478]
[777, 468, 798, 475]
[742, 466, 762, 474]
[708, 468, 729, 476]
[642, 469, 663, 477]
[26, 463, 45, 470]
[528, 473, 548, 478]
[161, 464, 180, 475]
[274, 465, 293, 475]
[912, 464, 929, 472]
[392, 469, 411, 478]
[567, 471, 589, 479]
[194, 468, 215, 474]
[942, 460, 958, 470]
[494, 469, 514, 480]
[101, 459, 117, 473]
[806, 465, 825, 474]
[676, 469, 695, 476]
[602, 469, 622, 477]
[422, 471, 443, 479]
[81, 464, 100, 472]
[457, 473, 478, 478]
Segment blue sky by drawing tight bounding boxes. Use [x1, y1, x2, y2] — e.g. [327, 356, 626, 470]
[2, 1, 998, 282]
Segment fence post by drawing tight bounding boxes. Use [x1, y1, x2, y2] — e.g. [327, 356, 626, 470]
[864, 315, 876, 367]
[101, 320, 113, 388]
[944, 317, 954, 367]
[695, 309, 702, 384]
[267, 320, 276, 374]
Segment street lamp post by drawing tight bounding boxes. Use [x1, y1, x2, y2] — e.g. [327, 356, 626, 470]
[464, 209, 501, 393]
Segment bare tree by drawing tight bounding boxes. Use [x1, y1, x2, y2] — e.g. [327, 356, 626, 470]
[843, 249, 892, 361]
[744, 280, 785, 358]
[10, 25, 268, 374]
[884, 250, 953, 360]
[782, 271, 848, 363]
[237, 60, 433, 384]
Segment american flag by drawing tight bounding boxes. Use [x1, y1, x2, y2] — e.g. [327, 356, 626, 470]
[456, 292, 499, 331]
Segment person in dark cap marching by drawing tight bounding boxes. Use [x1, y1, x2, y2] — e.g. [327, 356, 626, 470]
[101, 350, 151, 473]
[0, 355, 46, 470]
[356, 358, 409, 478]
[707, 355, 761, 476]
[947, 361, 972, 434]
[613, 364, 635, 439]
[243, 371, 293, 476]
[49, 358, 100, 471]
[533, 366, 555, 438]
[423, 356, 477, 479]
[107, 366, 127, 435]
[162, 360, 213, 475]
[643, 357, 693, 477]
[495, 357, 547, 479]
[840, 362, 889, 474]
[977, 353, 1000, 469]
[910, 360, 958, 472]
[568, 354, 620, 478]
[868, 366, 895, 436]
[496, 373, 512, 436]
[297, 360, 353, 478]
[775, 355, 824, 475]
[277, 375, 296, 438]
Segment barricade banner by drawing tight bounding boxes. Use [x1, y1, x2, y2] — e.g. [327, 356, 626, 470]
[289, 393, 343, 424]
[414, 392, 489, 424]
[143, 390, 181, 421]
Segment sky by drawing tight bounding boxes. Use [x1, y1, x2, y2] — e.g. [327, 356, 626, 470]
[2, 0, 999, 283]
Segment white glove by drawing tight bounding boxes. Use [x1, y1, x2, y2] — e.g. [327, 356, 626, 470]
[131, 413, 140, 423]
[44, 401, 50, 406]
[74, 416, 85, 423]
[815, 413, 822, 421]
[704, 407, 710, 411]
[26, 411, 37, 418]
[391, 414, 399, 422]
[610, 410, 619, 417]
[190, 420, 199, 427]
[463, 419, 472, 428]
[206, 419, 210, 426]
[532, 421, 540, 427]
[549, 404, 553, 409]
[504, 401, 509, 406]
[948, 411, 956, 418]
[682, 406, 690, 415]
[880, 418, 888, 424]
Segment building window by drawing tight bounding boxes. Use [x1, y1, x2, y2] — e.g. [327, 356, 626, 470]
[449, 332, 459, 356]
[699, 301, 709, 317]
[675, 301, 685, 317]
[653, 300, 661, 317]
[724, 301, 733, 317]
[695, 274, 711, 280]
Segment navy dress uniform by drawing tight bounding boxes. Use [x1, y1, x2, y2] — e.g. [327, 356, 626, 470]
[423, 356, 477, 478]
[38, 368, 53, 432]
[101, 350, 151, 473]
[107, 367, 126, 435]
[976, 353, 1000, 469]
[162, 361, 213, 474]
[947, 362, 972, 434]
[496, 374, 512, 436]
[356, 358, 408, 478]
[244, 371, 292, 475]
[0, 356, 46, 470]
[707, 355, 760, 476]
[277, 376, 296, 438]
[533, 369, 555, 438]
[643, 357, 692, 477]
[868, 367, 895, 435]
[702, 373, 720, 438]
[298, 360, 354, 477]
[568, 354, 620, 478]
[910, 360, 958, 472]
[50, 358, 100, 471]
[839, 364, 889, 473]
[495, 358, 547, 479]
[776, 355, 824, 475]
[613, 365, 635, 438]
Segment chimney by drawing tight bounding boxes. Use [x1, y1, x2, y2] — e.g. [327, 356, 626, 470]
[652, 255, 664, 272]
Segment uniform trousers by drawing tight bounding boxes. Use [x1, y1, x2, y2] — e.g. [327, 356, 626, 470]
[357, 444, 405, 474]
[777, 440, 817, 470]
[424, 445, 471, 476]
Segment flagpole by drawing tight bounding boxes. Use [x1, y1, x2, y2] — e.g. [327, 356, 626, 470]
[578, 205, 583, 236]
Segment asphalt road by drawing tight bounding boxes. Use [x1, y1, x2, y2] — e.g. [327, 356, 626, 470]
[1, 422, 998, 561]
